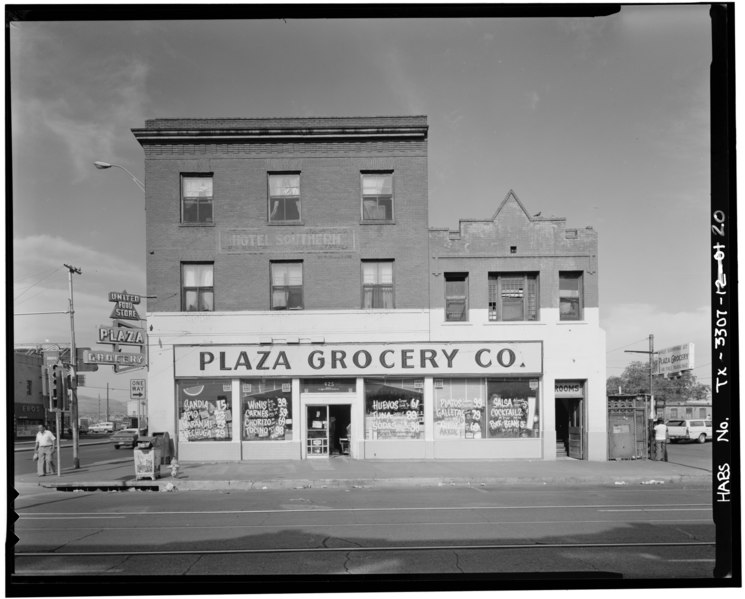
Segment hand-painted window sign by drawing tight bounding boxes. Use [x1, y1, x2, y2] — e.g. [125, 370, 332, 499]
[98, 325, 147, 346]
[83, 350, 146, 366]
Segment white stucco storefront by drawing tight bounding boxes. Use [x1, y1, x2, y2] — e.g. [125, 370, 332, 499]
[145, 309, 606, 462]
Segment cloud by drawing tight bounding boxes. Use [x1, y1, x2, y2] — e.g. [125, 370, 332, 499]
[527, 91, 540, 111]
[11, 26, 150, 182]
[602, 302, 711, 381]
[12, 235, 145, 347]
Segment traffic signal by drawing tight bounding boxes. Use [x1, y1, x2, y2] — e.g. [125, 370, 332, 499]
[41, 365, 49, 396]
[49, 362, 66, 410]
[49, 363, 60, 409]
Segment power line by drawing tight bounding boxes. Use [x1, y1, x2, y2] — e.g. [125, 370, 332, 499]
[13, 266, 62, 302]
[605, 337, 651, 354]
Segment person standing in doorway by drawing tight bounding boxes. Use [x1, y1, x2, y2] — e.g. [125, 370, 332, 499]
[34, 424, 56, 476]
[653, 419, 667, 461]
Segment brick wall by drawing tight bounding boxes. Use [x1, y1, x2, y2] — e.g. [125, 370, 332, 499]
[429, 191, 599, 313]
[139, 118, 430, 312]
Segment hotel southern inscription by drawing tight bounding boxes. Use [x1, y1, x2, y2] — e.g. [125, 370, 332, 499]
[220, 227, 356, 254]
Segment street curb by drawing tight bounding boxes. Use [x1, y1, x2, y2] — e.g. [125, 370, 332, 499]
[36, 473, 712, 492]
[14, 440, 112, 452]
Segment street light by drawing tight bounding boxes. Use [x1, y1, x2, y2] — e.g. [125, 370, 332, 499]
[93, 161, 145, 192]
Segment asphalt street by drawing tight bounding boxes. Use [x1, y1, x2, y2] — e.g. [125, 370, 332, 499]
[13, 481, 713, 580]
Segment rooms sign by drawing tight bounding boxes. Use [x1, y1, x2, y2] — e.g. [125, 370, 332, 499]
[174, 342, 543, 377]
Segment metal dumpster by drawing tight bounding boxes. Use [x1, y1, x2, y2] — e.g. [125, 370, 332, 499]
[134, 437, 161, 480]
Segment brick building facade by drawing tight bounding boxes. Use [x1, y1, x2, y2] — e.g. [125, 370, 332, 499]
[133, 115, 606, 462]
[13, 350, 47, 438]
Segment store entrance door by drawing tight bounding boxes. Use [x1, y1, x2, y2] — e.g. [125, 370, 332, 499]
[306, 404, 351, 458]
[306, 405, 329, 457]
[555, 398, 584, 459]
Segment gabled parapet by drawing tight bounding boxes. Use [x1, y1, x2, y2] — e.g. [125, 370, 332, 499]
[429, 189, 597, 257]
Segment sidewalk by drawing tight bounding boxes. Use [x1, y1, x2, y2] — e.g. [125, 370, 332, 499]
[15, 452, 712, 492]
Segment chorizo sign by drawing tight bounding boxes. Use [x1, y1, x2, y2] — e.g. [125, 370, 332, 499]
[174, 342, 542, 377]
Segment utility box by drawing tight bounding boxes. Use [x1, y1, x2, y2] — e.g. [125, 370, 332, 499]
[134, 437, 161, 480]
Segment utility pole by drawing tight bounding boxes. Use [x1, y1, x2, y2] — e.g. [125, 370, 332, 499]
[106, 383, 110, 421]
[64, 263, 82, 469]
[625, 333, 657, 417]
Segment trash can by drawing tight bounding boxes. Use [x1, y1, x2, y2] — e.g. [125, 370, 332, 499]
[151, 432, 173, 465]
[134, 437, 161, 480]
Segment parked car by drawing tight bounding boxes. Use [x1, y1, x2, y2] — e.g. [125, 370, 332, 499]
[89, 421, 114, 434]
[111, 428, 140, 449]
[666, 419, 712, 443]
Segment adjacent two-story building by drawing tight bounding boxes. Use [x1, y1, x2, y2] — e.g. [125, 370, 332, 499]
[132, 115, 606, 462]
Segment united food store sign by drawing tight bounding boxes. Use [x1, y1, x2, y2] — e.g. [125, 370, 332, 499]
[175, 342, 543, 377]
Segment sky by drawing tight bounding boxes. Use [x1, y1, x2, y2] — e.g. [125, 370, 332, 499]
[8, 4, 716, 414]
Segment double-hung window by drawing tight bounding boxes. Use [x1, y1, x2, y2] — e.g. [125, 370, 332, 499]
[362, 261, 394, 308]
[271, 262, 303, 310]
[361, 173, 393, 221]
[559, 272, 583, 320]
[268, 173, 301, 222]
[445, 273, 468, 321]
[181, 175, 213, 224]
[488, 273, 538, 321]
[182, 263, 214, 311]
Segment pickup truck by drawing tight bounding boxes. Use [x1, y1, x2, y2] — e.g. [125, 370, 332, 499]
[89, 422, 115, 434]
[666, 419, 712, 443]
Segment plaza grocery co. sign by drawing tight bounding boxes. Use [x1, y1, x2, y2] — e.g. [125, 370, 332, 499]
[174, 341, 543, 378]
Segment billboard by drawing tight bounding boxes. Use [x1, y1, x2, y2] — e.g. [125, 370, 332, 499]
[653, 343, 694, 377]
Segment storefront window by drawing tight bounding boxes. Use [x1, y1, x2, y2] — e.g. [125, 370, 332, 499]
[177, 379, 233, 441]
[241, 379, 292, 440]
[434, 378, 487, 439]
[486, 378, 540, 438]
[364, 378, 423, 440]
[433, 378, 540, 439]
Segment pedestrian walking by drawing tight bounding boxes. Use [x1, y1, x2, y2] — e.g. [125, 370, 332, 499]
[653, 418, 667, 461]
[34, 424, 56, 476]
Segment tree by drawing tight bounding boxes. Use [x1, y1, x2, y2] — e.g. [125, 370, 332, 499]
[607, 361, 711, 404]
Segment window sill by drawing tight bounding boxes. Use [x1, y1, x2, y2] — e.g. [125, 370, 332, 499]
[268, 221, 304, 226]
[179, 222, 215, 228]
[483, 321, 546, 325]
[360, 219, 396, 225]
[442, 321, 473, 325]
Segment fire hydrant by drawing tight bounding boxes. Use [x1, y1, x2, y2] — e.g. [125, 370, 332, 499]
[169, 459, 180, 478]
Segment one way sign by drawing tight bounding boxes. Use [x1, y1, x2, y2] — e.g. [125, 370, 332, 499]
[130, 378, 146, 399]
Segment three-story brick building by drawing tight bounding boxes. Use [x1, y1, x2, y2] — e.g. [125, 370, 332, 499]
[133, 115, 606, 462]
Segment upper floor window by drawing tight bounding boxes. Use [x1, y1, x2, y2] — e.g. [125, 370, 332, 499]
[181, 175, 213, 224]
[362, 261, 394, 309]
[182, 263, 214, 312]
[268, 173, 301, 222]
[361, 173, 393, 221]
[488, 273, 538, 321]
[445, 273, 468, 321]
[271, 262, 303, 310]
[559, 272, 583, 321]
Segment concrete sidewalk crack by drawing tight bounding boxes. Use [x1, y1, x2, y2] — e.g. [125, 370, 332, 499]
[453, 550, 464, 573]
[183, 553, 204, 574]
